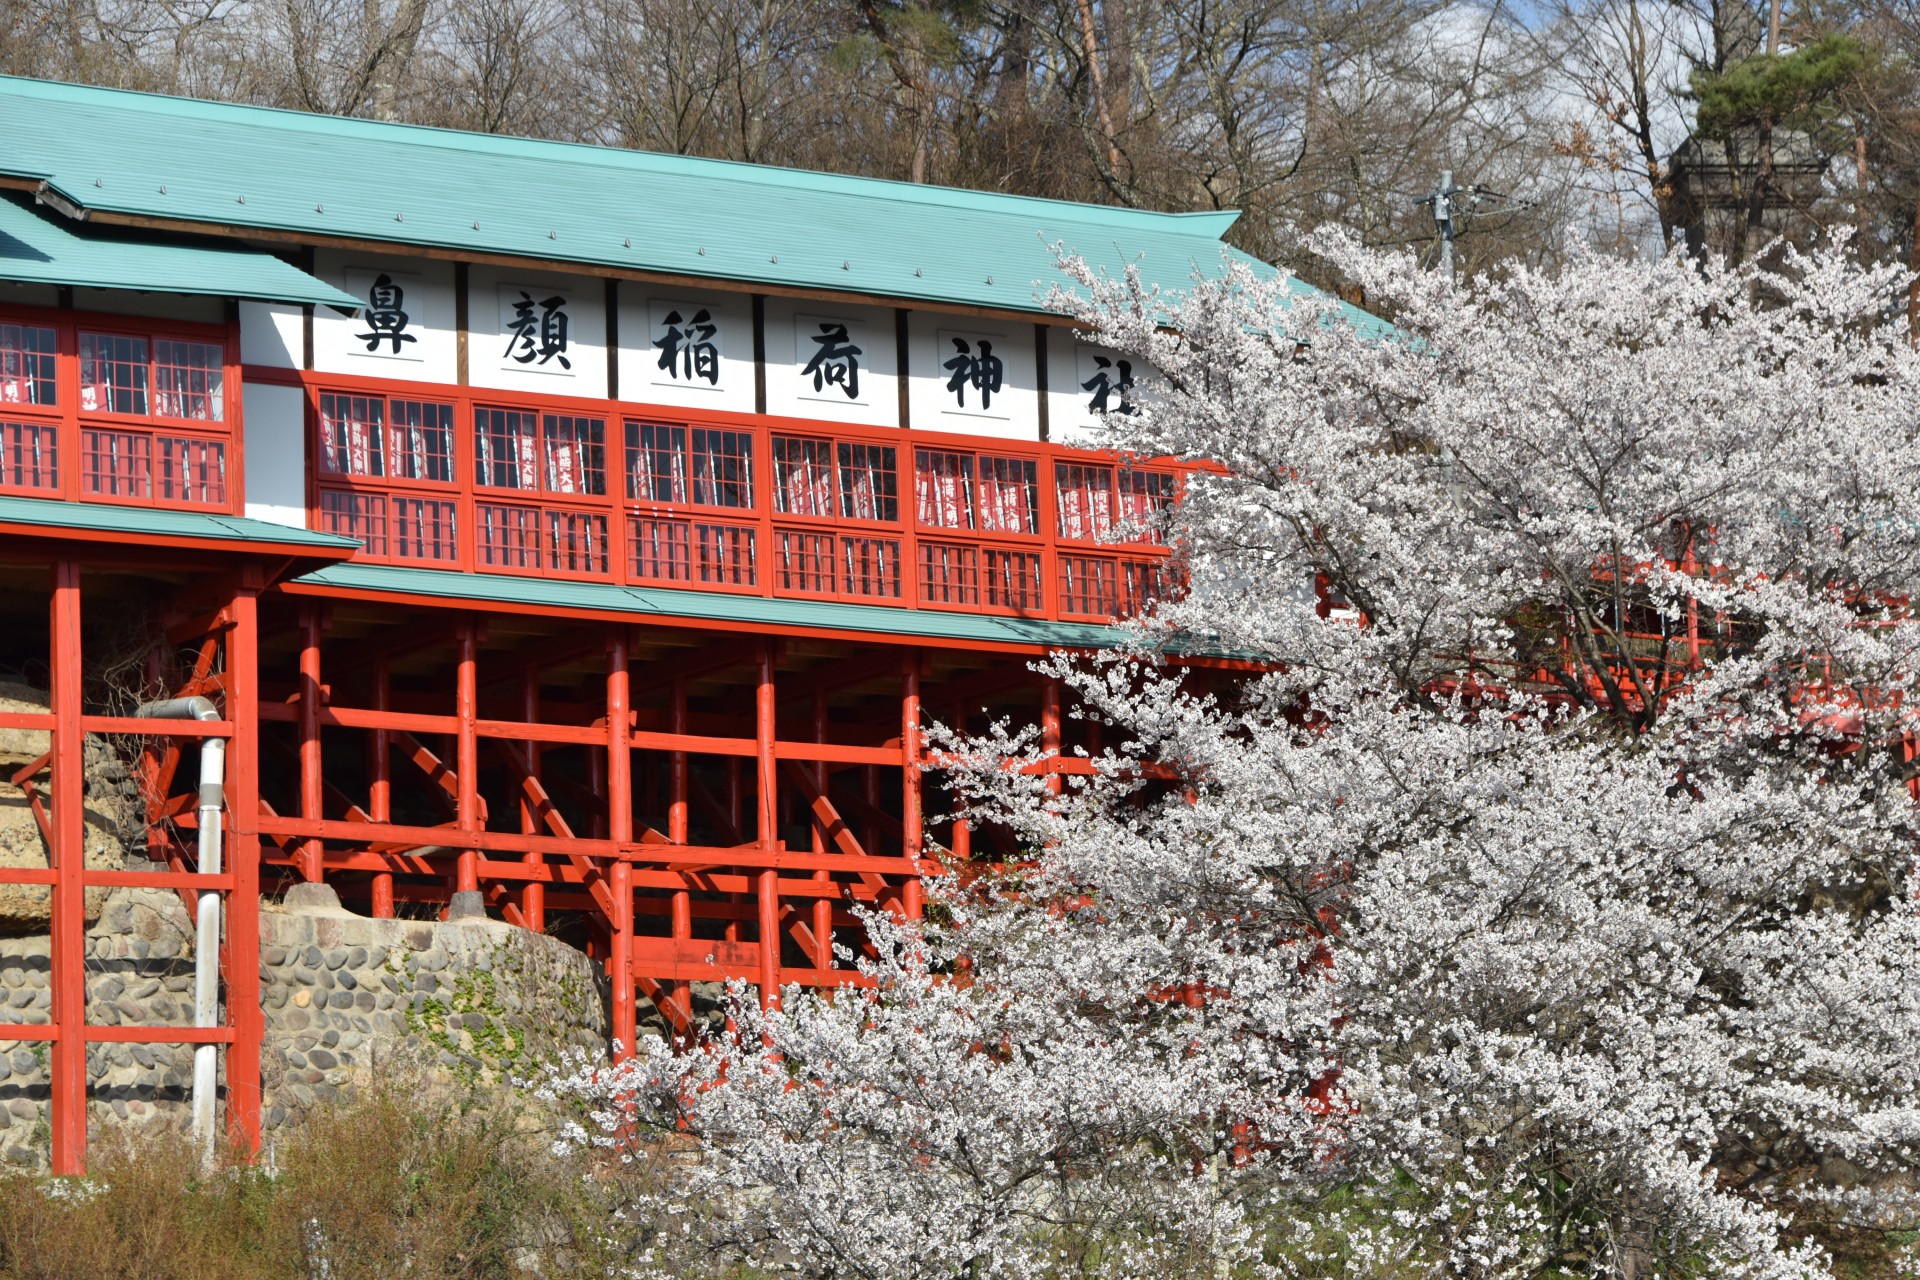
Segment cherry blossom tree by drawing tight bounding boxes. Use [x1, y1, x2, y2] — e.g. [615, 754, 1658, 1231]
[549, 239, 1920, 1280]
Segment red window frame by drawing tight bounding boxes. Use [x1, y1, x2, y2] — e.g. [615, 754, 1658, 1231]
[0, 304, 240, 514]
[296, 362, 1180, 620]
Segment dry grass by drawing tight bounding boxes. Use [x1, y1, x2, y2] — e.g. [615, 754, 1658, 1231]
[0, 1084, 658, 1280]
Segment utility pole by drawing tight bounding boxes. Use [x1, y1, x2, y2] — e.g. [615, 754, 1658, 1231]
[1414, 171, 1510, 285]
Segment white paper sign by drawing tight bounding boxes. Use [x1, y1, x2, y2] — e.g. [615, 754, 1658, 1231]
[497, 284, 577, 377]
[793, 313, 871, 406]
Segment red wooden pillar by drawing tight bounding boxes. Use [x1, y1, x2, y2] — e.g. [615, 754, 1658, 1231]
[755, 643, 779, 1008]
[669, 678, 691, 1023]
[811, 693, 832, 974]
[225, 574, 265, 1156]
[520, 669, 545, 932]
[368, 655, 394, 918]
[49, 560, 87, 1175]
[1042, 677, 1064, 797]
[902, 651, 924, 919]
[724, 758, 742, 944]
[949, 698, 971, 860]
[607, 632, 635, 1057]
[455, 620, 479, 895]
[297, 608, 324, 883]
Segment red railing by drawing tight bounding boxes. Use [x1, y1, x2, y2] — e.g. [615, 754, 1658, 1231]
[307, 372, 1179, 623]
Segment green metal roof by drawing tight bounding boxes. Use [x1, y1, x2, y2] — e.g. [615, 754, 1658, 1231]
[295, 562, 1133, 650]
[0, 191, 359, 308]
[0, 75, 1380, 328]
[0, 492, 361, 551]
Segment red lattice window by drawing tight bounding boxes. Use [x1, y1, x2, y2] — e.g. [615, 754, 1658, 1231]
[915, 450, 974, 529]
[545, 508, 609, 575]
[630, 515, 692, 582]
[694, 522, 756, 586]
[78, 333, 224, 422]
[919, 542, 979, 607]
[984, 549, 1044, 611]
[543, 414, 606, 496]
[690, 429, 753, 509]
[979, 456, 1039, 534]
[1055, 462, 1116, 540]
[152, 340, 225, 421]
[1119, 468, 1176, 543]
[81, 429, 224, 506]
[0, 420, 58, 493]
[776, 529, 836, 593]
[1059, 553, 1119, 616]
[836, 443, 897, 522]
[1059, 554, 1167, 618]
[387, 400, 455, 483]
[318, 489, 388, 555]
[474, 407, 541, 490]
[78, 333, 150, 417]
[477, 502, 543, 569]
[627, 422, 688, 504]
[319, 393, 385, 477]
[0, 324, 56, 407]
[841, 536, 901, 597]
[390, 496, 459, 563]
[629, 516, 757, 586]
[772, 436, 834, 517]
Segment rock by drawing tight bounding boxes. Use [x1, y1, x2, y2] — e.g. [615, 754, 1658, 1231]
[281, 883, 343, 913]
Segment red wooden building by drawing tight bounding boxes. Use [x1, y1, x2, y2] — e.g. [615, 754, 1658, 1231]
[0, 75, 1355, 1172]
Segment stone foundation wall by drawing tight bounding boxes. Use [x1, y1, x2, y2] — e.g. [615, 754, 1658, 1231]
[0, 883, 609, 1170]
[258, 884, 607, 1128]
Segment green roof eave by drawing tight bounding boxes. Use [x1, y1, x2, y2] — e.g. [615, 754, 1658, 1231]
[292, 561, 1137, 651]
[0, 493, 362, 554]
[0, 75, 1382, 325]
[0, 191, 360, 309]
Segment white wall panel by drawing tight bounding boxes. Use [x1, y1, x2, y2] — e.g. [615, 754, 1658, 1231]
[239, 301, 301, 369]
[241, 380, 307, 528]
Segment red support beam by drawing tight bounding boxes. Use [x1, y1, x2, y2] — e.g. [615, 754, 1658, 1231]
[49, 559, 87, 1175]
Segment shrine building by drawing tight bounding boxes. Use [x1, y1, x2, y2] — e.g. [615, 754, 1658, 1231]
[0, 74, 1357, 1172]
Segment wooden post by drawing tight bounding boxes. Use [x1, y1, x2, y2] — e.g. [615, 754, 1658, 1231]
[49, 560, 87, 1175]
[607, 632, 635, 1057]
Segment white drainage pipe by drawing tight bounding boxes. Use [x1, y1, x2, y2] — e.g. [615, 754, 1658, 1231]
[134, 696, 224, 1167]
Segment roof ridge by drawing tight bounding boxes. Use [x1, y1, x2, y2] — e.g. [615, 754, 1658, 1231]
[0, 74, 1236, 236]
